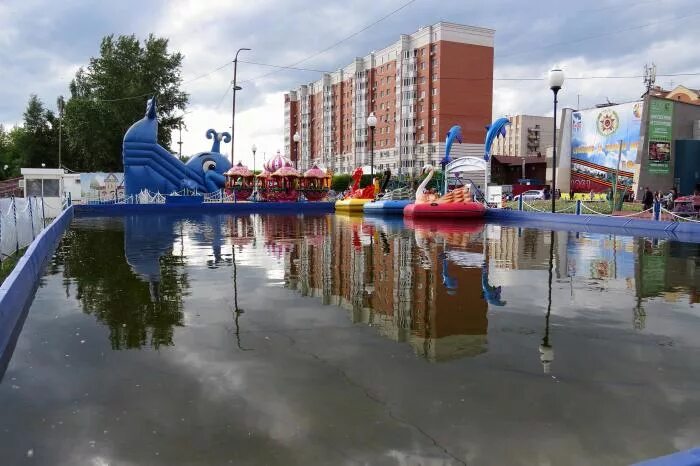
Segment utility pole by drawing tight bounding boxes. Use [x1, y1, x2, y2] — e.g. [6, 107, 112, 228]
[612, 139, 623, 211]
[577, 94, 581, 110]
[57, 95, 65, 169]
[231, 48, 251, 164]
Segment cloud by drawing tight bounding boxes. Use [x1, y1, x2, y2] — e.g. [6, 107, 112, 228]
[2, 0, 700, 165]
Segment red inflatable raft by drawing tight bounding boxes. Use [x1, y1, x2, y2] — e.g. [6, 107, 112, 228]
[403, 201, 486, 219]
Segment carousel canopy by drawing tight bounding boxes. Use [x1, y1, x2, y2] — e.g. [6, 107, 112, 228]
[272, 165, 300, 177]
[304, 165, 328, 178]
[225, 162, 253, 177]
[264, 150, 293, 173]
[256, 170, 272, 178]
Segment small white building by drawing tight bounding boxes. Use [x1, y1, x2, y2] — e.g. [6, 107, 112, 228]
[20, 168, 81, 217]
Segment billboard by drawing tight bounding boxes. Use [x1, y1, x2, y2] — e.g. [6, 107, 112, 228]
[647, 98, 674, 174]
[80, 172, 124, 200]
[570, 101, 644, 194]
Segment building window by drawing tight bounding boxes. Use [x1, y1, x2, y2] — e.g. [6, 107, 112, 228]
[432, 73, 438, 81]
[421, 62, 426, 70]
[432, 102, 437, 110]
[431, 117, 436, 125]
[431, 88, 438, 96]
[431, 131, 436, 140]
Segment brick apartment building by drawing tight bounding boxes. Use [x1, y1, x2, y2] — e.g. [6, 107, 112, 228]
[283, 21, 495, 175]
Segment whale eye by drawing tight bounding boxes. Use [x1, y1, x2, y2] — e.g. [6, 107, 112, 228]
[203, 160, 217, 171]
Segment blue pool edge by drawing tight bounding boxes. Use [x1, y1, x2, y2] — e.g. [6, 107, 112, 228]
[485, 209, 700, 236]
[0, 205, 75, 378]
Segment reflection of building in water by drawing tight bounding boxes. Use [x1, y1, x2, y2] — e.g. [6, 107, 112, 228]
[636, 239, 699, 304]
[285, 214, 489, 362]
[488, 226, 553, 271]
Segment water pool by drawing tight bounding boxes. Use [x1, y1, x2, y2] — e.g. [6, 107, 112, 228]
[1, 213, 699, 465]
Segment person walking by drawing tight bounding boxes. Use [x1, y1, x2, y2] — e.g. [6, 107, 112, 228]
[642, 187, 654, 211]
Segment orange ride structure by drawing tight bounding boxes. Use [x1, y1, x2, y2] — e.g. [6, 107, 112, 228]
[403, 164, 486, 219]
[257, 151, 300, 202]
[300, 165, 332, 201]
[335, 167, 376, 212]
[224, 161, 255, 201]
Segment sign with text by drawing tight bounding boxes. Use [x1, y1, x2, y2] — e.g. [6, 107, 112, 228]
[570, 101, 644, 193]
[647, 99, 674, 174]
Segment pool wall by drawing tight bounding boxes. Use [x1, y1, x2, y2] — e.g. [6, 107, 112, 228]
[486, 209, 700, 236]
[0, 206, 74, 377]
[74, 201, 336, 216]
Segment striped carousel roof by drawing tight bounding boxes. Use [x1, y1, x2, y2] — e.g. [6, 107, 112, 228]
[263, 150, 292, 173]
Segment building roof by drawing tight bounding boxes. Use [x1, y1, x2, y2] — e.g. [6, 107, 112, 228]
[492, 155, 546, 166]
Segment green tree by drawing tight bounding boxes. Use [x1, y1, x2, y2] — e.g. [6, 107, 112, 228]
[13, 95, 58, 169]
[0, 126, 26, 179]
[64, 34, 188, 171]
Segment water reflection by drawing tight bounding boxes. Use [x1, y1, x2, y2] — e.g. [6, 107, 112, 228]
[4, 213, 700, 465]
[44, 213, 700, 363]
[284, 214, 491, 361]
[56, 219, 188, 350]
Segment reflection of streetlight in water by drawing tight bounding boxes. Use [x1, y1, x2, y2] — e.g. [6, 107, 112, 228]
[231, 245, 252, 351]
[539, 231, 555, 374]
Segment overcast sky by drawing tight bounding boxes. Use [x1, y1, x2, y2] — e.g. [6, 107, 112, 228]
[1, 0, 698, 168]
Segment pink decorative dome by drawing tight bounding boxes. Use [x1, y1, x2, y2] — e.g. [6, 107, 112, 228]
[303, 165, 327, 178]
[272, 165, 300, 177]
[225, 161, 253, 177]
[264, 150, 292, 173]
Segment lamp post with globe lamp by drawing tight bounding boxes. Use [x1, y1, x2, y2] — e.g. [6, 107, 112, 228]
[292, 132, 300, 170]
[366, 112, 377, 178]
[548, 67, 564, 213]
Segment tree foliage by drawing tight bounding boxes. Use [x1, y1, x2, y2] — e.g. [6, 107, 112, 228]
[64, 34, 188, 171]
[0, 33, 187, 177]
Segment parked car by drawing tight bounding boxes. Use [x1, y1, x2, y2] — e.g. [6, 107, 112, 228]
[513, 189, 545, 201]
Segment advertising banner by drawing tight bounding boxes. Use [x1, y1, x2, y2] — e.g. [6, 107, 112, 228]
[80, 172, 124, 200]
[647, 98, 674, 174]
[570, 101, 644, 194]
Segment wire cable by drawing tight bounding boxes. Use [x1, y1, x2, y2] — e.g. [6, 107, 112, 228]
[498, 10, 700, 60]
[239, 0, 417, 85]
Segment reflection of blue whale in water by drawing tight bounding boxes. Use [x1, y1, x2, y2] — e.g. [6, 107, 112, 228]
[123, 98, 232, 195]
[482, 263, 506, 306]
[124, 214, 225, 300]
[441, 252, 458, 295]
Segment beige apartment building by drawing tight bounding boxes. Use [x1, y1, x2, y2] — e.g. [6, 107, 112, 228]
[491, 114, 554, 157]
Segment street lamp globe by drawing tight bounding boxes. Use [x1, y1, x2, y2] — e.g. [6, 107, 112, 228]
[366, 112, 377, 128]
[549, 67, 565, 91]
[293, 132, 300, 143]
[548, 66, 564, 213]
[251, 143, 257, 154]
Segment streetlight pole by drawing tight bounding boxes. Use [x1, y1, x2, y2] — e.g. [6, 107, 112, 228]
[293, 132, 300, 170]
[231, 47, 251, 164]
[548, 67, 565, 213]
[57, 95, 65, 169]
[252, 143, 257, 195]
[367, 112, 377, 178]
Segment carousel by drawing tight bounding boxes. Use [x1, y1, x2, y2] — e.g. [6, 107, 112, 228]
[300, 165, 331, 201]
[258, 150, 300, 202]
[224, 161, 255, 201]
